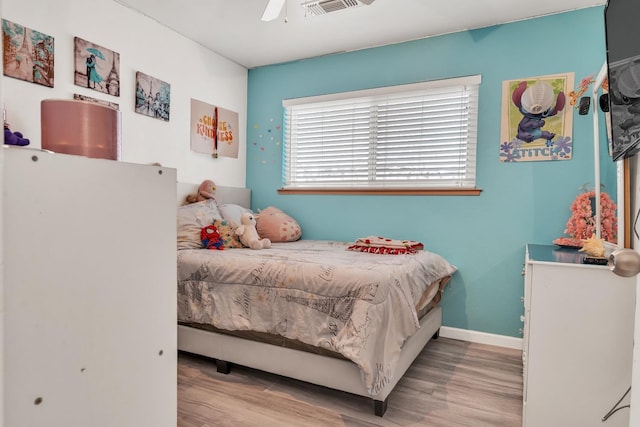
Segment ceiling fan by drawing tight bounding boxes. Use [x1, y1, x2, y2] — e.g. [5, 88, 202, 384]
[261, 0, 286, 21]
[261, 0, 375, 21]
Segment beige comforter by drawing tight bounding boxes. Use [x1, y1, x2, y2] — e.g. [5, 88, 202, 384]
[177, 240, 456, 394]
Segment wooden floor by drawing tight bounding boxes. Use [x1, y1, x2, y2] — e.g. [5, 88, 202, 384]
[178, 337, 523, 427]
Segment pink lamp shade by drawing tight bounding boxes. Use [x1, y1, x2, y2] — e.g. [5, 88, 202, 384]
[41, 99, 121, 160]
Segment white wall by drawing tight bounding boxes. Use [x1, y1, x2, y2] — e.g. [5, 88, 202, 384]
[1, 0, 248, 186]
[1, 0, 246, 423]
[1, 0, 5, 420]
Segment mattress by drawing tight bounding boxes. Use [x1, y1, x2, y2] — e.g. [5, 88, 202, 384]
[177, 239, 456, 394]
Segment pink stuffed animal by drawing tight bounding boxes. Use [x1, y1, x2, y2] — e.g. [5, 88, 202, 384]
[186, 179, 217, 204]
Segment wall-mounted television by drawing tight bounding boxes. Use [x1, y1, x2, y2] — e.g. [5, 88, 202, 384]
[605, 0, 640, 161]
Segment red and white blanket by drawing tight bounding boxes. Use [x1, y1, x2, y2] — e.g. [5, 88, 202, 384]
[347, 236, 424, 255]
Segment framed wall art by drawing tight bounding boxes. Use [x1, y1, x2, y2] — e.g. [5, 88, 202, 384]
[500, 72, 575, 162]
[2, 19, 54, 87]
[190, 98, 239, 158]
[216, 106, 239, 159]
[73, 93, 119, 110]
[135, 71, 170, 121]
[191, 98, 217, 156]
[73, 37, 120, 97]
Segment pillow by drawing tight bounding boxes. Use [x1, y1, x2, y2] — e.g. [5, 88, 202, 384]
[211, 219, 244, 249]
[256, 206, 302, 242]
[218, 203, 252, 227]
[177, 199, 223, 250]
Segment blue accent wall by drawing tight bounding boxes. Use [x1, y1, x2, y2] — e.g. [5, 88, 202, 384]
[246, 7, 615, 337]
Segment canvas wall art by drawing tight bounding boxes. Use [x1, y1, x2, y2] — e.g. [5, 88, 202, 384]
[500, 72, 575, 162]
[73, 93, 119, 110]
[216, 106, 239, 159]
[190, 99, 239, 158]
[191, 98, 217, 156]
[2, 19, 54, 87]
[135, 71, 170, 121]
[73, 37, 120, 97]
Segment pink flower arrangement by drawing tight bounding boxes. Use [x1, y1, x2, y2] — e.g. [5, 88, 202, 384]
[564, 190, 617, 242]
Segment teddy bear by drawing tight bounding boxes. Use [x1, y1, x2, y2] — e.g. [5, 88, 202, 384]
[4, 125, 30, 146]
[235, 212, 271, 249]
[186, 179, 216, 204]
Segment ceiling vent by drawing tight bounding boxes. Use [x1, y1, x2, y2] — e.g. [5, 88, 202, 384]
[302, 0, 374, 16]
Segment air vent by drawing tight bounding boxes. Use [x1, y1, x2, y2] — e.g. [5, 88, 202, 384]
[302, 0, 374, 16]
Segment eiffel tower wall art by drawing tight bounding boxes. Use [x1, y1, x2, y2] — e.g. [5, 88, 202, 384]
[2, 19, 54, 88]
[73, 36, 120, 97]
[135, 71, 170, 122]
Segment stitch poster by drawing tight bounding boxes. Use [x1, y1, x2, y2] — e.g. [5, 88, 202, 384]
[190, 98, 239, 158]
[500, 72, 574, 162]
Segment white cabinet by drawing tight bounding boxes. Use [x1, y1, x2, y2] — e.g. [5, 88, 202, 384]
[522, 244, 635, 427]
[2, 147, 177, 427]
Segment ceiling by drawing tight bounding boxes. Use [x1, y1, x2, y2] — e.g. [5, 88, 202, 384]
[114, 0, 606, 69]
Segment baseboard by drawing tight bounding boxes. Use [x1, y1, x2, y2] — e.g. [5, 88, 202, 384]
[440, 326, 523, 350]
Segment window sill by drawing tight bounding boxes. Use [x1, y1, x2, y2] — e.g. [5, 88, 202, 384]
[277, 188, 482, 196]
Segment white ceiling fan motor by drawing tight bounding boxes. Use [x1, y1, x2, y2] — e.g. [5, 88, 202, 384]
[262, 0, 374, 22]
[302, 0, 375, 16]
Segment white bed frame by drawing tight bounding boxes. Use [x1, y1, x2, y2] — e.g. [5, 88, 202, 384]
[176, 182, 442, 416]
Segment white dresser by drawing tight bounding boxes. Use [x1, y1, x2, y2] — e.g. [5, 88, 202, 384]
[2, 148, 177, 427]
[522, 244, 635, 427]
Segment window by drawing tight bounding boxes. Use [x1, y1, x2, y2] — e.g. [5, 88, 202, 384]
[282, 75, 481, 193]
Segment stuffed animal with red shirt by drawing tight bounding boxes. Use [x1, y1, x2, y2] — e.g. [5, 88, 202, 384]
[201, 224, 224, 250]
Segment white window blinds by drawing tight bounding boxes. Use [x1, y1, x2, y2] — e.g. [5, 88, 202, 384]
[282, 75, 481, 190]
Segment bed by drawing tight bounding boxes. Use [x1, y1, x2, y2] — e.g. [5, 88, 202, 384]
[176, 183, 456, 416]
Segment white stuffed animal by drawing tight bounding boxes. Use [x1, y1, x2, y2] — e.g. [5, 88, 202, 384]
[235, 212, 271, 249]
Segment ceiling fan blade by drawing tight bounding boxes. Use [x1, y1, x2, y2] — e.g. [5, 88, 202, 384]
[261, 0, 286, 21]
